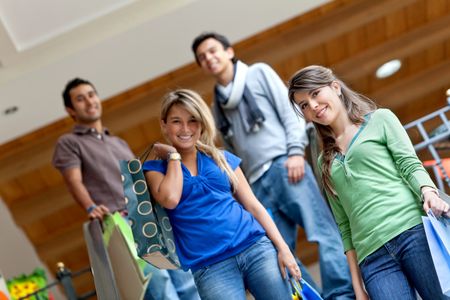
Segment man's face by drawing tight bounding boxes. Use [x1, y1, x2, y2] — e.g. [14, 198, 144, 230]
[195, 38, 234, 77]
[66, 84, 102, 124]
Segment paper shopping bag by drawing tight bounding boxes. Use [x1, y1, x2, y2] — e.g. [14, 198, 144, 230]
[422, 210, 450, 296]
[103, 212, 150, 300]
[120, 154, 181, 269]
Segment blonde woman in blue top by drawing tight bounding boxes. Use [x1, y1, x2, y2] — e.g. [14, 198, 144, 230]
[287, 65, 449, 300]
[143, 89, 300, 300]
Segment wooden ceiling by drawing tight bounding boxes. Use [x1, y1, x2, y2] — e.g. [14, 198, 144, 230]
[1, 0, 449, 295]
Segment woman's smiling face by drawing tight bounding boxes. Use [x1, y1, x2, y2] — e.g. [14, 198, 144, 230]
[161, 104, 202, 151]
[293, 81, 343, 126]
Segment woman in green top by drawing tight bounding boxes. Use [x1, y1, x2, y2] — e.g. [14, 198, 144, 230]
[287, 65, 449, 300]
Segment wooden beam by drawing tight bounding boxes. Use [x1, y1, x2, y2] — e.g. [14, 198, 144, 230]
[8, 184, 74, 226]
[36, 224, 85, 261]
[238, 0, 417, 65]
[333, 14, 450, 80]
[370, 60, 450, 110]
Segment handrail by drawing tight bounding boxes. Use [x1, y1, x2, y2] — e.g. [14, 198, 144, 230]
[403, 90, 450, 190]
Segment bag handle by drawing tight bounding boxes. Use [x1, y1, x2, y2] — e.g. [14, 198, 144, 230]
[138, 143, 155, 163]
[290, 278, 302, 298]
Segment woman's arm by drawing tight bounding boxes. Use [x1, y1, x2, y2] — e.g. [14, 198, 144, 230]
[346, 250, 369, 300]
[144, 144, 183, 209]
[383, 110, 449, 216]
[233, 167, 301, 280]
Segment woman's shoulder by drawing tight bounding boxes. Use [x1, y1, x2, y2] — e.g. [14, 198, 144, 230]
[223, 150, 241, 169]
[372, 108, 396, 119]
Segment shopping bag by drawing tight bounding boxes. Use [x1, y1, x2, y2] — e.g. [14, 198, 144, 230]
[120, 147, 181, 270]
[422, 210, 450, 296]
[438, 189, 450, 206]
[83, 219, 121, 300]
[102, 212, 150, 300]
[291, 278, 323, 300]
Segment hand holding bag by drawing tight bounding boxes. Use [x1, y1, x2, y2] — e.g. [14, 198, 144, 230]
[120, 146, 181, 269]
[422, 209, 450, 296]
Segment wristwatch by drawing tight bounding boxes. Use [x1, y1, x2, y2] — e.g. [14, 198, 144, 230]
[167, 151, 182, 161]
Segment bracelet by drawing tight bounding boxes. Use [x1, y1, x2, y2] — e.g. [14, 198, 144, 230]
[420, 188, 438, 203]
[86, 204, 97, 214]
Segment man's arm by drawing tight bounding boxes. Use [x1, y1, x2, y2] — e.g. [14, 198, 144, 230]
[62, 167, 109, 219]
[258, 63, 308, 183]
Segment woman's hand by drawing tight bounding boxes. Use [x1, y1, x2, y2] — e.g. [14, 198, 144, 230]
[422, 188, 450, 217]
[277, 247, 301, 281]
[354, 289, 369, 300]
[152, 143, 177, 160]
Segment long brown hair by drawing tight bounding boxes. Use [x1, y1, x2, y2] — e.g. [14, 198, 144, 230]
[161, 89, 238, 190]
[288, 65, 377, 196]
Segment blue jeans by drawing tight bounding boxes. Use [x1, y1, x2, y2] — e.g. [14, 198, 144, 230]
[143, 262, 200, 300]
[360, 224, 450, 300]
[251, 157, 354, 300]
[192, 236, 291, 300]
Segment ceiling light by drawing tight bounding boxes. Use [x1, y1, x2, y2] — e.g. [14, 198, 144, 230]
[375, 59, 402, 79]
[3, 106, 19, 115]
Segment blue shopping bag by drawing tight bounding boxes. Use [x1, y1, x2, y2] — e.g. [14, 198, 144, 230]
[422, 210, 450, 296]
[291, 278, 323, 300]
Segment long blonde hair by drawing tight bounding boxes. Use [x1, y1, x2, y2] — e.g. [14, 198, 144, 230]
[161, 89, 238, 190]
[288, 65, 377, 196]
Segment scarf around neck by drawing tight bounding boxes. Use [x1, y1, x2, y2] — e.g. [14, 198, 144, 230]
[214, 60, 265, 139]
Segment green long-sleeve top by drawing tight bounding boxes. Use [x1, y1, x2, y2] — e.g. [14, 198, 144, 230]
[322, 109, 435, 264]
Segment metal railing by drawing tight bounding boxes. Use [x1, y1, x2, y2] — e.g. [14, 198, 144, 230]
[16, 263, 95, 300]
[404, 90, 450, 190]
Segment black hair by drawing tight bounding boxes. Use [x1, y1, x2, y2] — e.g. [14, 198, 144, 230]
[191, 32, 237, 64]
[62, 78, 96, 108]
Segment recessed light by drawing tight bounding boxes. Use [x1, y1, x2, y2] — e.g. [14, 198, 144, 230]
[375, 59, 402, 79]
[3, 106, 19, 115]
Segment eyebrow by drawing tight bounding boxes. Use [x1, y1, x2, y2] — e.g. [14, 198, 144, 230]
[308, 88, 319, 95]
[198, 45, 216, 55]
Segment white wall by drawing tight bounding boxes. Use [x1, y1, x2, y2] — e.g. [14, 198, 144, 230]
[0, 198, 64, 299]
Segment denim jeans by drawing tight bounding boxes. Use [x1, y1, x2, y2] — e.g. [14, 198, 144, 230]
[192, 235, 291, 300]
[360, 223, 450, 300]
[251, 156, 354, 300]
[143, 266, 200, 300]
